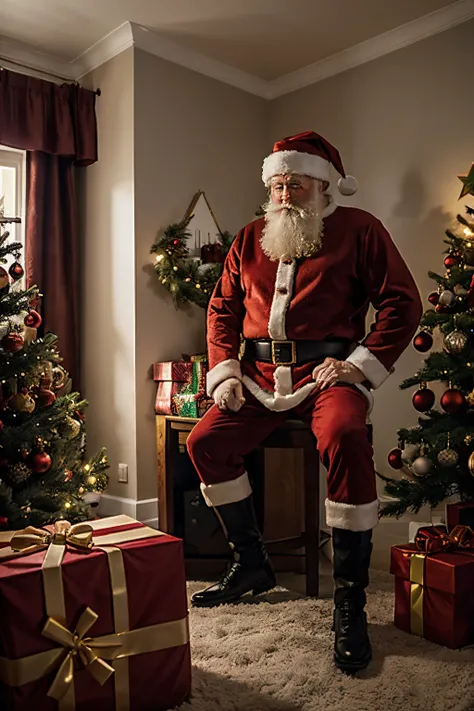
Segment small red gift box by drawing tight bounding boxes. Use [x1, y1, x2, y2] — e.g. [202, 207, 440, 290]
[0, 515, 191, 711]
[154, 381, 186, 415]
[153, 361, 193, 382]
[390, 525, 474, 649]
[446, 502, 474, 531]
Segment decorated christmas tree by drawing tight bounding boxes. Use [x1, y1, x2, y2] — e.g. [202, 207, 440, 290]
[381, 164, 474, 517]
[0, 198, 109, 529]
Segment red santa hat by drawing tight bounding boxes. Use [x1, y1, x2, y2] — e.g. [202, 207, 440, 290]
[262, 130, 358, 196]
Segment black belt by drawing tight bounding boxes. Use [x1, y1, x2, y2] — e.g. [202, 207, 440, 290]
[243, 339, 353, 366]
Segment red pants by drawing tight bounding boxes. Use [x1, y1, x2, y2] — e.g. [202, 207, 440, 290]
[187, 383, 379, 532]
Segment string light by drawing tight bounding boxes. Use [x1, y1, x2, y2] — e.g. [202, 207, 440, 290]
[155, 254, 164, 263]
[64, 502, 71, 509]
[464, 228, 473, 237]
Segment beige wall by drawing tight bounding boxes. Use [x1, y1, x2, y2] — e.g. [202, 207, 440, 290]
[270, 18, 474, 486]
[133, 49, 268, 502]
[78, 48, 137, 501]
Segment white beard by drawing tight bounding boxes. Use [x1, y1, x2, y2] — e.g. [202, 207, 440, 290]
[260, 192, 327, 261]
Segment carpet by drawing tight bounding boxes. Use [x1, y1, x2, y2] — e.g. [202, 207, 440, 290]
[176, 567, 474, 711]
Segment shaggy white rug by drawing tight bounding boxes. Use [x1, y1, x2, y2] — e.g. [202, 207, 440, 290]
[176, 567, 474, 711]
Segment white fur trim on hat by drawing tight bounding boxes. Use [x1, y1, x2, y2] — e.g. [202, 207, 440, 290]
[262, 151, 331, 185]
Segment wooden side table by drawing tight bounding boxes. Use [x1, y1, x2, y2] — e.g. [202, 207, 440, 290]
[156, 414, 321, 597]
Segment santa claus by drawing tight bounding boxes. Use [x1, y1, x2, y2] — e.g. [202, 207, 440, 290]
[187, 130, 422, 672]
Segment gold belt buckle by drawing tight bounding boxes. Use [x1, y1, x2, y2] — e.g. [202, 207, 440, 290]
[271, 340, 297, 366]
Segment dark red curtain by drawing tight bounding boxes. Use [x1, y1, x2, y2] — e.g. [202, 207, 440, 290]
[0, 67, 98, 388]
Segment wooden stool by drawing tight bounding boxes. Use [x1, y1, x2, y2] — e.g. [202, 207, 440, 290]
[248, 419, 321, 598]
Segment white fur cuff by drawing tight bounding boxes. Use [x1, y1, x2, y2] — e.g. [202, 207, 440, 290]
[262, 151, 331, 185]
[206, 358, 242, 397]
[325, 498, 379, 531]
[200, 472, 252, 507]
[345, 345, 389, 389]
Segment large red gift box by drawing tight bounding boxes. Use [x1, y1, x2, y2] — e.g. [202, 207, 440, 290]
[0, 515, 191, 711]
[390, 525, 474, 649]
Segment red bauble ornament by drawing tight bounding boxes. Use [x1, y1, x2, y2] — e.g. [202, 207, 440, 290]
[413, 331, 433, 352]
[436, 304, 450, 313]
[412, 387, 435, 412]
[444, 254, 460, 269]
[30, 451, 52, 473]
[0, 419, 3, 433]
[1, 332, 24, 352]
[173, 239, 180, 245]
[428, 292, 439, 305]
[8, 261, 24, 281]
[388, 448, 403, 469]
[24, 309, 42, 328]
[38, 389, 56, 407]
[440, 388, 465, 414]
[0, 516, 8, 527]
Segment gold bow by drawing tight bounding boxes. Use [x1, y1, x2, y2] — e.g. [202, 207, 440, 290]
[42, 607, 121, 701]
[10, 520, 93, 555]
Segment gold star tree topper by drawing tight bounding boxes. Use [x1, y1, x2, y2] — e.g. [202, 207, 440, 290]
[458, 163, 474, 200]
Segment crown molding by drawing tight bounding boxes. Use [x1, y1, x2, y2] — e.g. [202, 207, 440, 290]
[0, 33, 76, 82]
[268, 0, 474, 98]
[129, 22, 271, 98]
[1, 0, 473, 96]
[73, 22, 134, 80]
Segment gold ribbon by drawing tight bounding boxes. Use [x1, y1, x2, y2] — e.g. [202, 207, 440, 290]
[409, 553, 425, 637]
[0, 515, 188, 711]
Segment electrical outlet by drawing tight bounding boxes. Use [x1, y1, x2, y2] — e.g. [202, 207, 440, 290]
[118, 463, 128, 483]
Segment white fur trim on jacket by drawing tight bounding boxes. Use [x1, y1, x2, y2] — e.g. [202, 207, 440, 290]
[206, 358, 242, 397]
[268, 259, 296, 339]
[345, 345, 389, 389]
[325, 498, 379, 531]
[200, 472, 252, 507]
[242, 367, 317, 412]
[262, 151, 331, 185]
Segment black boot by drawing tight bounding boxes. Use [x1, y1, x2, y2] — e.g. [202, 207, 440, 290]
[332, 527, 373, 673]
[191, 496, 276, 607]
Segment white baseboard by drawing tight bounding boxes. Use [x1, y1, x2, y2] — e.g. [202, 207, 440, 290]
[99, 494, 158, 526]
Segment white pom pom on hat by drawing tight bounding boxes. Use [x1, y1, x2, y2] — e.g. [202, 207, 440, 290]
[262, 130, 357, 195]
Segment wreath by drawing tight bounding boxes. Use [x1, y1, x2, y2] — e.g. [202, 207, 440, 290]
[151, 212, 234, 309]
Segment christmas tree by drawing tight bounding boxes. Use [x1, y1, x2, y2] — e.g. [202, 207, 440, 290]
[0, 197, 109, 530]
[381, 164, 474, 517]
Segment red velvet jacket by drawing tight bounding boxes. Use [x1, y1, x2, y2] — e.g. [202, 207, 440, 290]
[206, 203, 423, 413]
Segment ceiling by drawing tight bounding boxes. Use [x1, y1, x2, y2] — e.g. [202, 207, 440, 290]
[0, 0, 461, 81]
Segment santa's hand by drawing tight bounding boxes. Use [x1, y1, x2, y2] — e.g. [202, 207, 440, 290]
[312, 358, 365, 391]
[213, 377, 246, 412]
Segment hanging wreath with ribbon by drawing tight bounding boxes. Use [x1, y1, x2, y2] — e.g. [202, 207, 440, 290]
[150, 191, 234, 309]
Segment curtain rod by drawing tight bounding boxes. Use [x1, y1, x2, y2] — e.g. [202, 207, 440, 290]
[0, 56, 101, 95]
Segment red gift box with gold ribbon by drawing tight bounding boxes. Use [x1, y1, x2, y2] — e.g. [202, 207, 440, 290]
[390, 524, 474, 649]
[0, 515, 191, 711]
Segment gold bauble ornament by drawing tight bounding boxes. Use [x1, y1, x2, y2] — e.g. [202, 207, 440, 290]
[78, 486, 85, 494]
[9, 392, 35, 413]
[468, 452, 474, 476]
[437, 448, 459, 468]
[66, 416, 81, 439]
[88, 475, 97, 486]
[465, 433, 474, 446]
[444, 330, 468, 354]
[467, 390, 474, 407]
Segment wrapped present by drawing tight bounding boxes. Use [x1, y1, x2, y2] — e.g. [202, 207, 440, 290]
[155, 381, 186, 415]
[153, 361, 193, 383]
[173, 391, 214, 418]
[0, 515, 191, 711]
[446, 501, 474, 531]
[390, 524, 474, 649]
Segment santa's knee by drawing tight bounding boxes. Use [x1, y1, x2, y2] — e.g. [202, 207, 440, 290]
[186, 421, 217, 469]
[318, 418, 369, 458]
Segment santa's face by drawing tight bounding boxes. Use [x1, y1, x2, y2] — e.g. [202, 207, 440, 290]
[260, 173, 328, 261]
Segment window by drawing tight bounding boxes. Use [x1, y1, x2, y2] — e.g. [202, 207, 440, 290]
[0, 146, 26, 261]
